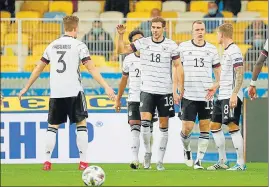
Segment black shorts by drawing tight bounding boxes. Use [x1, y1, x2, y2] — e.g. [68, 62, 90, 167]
[127, 102, 158, 124]
[179, 98, 213, 122]
[211, 97, 242, 125]
[140, 91, 175, 118]
[48, 91, 88, 125]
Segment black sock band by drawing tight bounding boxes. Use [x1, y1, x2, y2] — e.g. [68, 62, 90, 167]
[131, 124, 141, 132]
[47, 127, 58, 133]
[211, 128, 222, 133]
[229, 129, 240, 134]
[141, 120, 151, 127]
[180, 131, 190, 139]
[77, 126, 87, 132]
[199, 132, 209, 139]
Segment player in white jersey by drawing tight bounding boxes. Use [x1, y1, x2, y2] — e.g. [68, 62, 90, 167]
[114, 30, 157, 169]
[176, 21, 221, 169]
[18, 16, 115, 171]
[248, 39, 268, 99]
[117, 17, 184, 171]
[207, 23, 246, 171]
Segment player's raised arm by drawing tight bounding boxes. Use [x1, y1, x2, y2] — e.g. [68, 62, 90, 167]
[18, 48, 49, 100]
[117, 24, 134, 54]
[248, 39, 268, 100]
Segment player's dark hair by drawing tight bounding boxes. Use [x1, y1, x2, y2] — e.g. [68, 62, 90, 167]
[128, 30, 144, 43]
[151, 17, 166, 27]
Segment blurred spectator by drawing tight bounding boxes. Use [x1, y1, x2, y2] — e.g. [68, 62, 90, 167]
[204, 2, 224, 33]
[0, 0, 15, 17]
[82, 21, 113, 61]
[105, 0, 129, 17]
[137, 8, 167, 37]
[245, 34, 266, 71]
[215, 0, 241, 16]
[245, 20, 268, 45]
[162, 0, 191, 11]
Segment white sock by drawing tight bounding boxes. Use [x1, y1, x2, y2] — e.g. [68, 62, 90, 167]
[196, 132, 209, 162]
[180, 131, 191, 151]
[212, 129, 227, 163]
[77, 126, 88, 163]
[230, 130, 245, 165]
[150, 122, 154, 153]
[141, 120, 151, 153]
[157, 128, 168, 163]
[130, 125, 140, 162]
[45, 127, 57, 162]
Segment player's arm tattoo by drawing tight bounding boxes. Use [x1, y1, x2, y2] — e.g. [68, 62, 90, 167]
[251, 54, 267, 81]
[118, 34, 133, 55]
[233, 66, 244, 94]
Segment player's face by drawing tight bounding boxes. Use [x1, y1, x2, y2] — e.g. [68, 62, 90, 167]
[132, 34, 143, 42]
[217, 31, 223, 44]
[151, 22, 164, 40]
[192, 23, 206, 41]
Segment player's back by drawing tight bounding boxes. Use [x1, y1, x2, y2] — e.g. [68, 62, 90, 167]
[43, 35, 89, 98]
[178, 40, 220, 101]
[219, 43, 243, 100]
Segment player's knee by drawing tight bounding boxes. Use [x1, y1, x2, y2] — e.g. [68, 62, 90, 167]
[199, 120, 210, 132]
[210, 122, 221, 131]
[76, 119, 87, 127]
[141, 112, 152, 121]
[228, 122, 240, 132]
[182, 121, 194, 135]
[130, 124, 141, 132]
[129, 120, 141, 125]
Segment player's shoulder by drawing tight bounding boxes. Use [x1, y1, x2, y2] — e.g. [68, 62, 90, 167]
[205, 42, 218, 50]
[178, 40, 192, 47]
[163, 37, 177, 45]
[124, 53, 136, 60]
[226, 43, 242, 54]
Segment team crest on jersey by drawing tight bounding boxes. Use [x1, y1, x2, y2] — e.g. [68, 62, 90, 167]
[163, 46, 168, 51]
[188, 52, 192, 55]
[145, 46, 150, 50]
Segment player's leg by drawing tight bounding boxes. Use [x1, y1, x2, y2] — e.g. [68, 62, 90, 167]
[180, 98, 197, 167]
[226, 99, 246, 171]
[128, 102, 141, 169]
[207, 100, 229, 170]
[194, 101, 212, 169]
[155, 94, 175, 171]
[67, 91, 89, 170]
[140, 92, 155, 169]
[150, 108, 158, 152]
[44, 98, 68, 171]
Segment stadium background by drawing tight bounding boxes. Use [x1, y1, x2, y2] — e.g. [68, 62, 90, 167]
[0, 0, 268, 186]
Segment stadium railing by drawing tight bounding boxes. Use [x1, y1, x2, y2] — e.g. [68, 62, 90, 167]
[1, 17, 267, 72]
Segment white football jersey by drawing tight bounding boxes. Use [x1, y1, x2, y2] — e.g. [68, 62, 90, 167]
[218, 43, 243, 101]
[131, 37, 179, 95]
[41, 35, 90, 98]
[122, 53, 141, 102]
[178, 40, 220, 101]
[261, 39, 268, 57]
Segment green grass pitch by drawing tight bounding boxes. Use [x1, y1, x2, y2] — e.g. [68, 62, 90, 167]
[1, 163, 268, 186]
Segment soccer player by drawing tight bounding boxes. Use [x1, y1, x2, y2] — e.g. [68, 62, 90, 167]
[117, 17, 184, 170]
[114, 30, 156, 169]
[207, 23, 246, 171]
[176, 20, 221, 169]
[18, 16, 116, 171]
[248, 39, 268, 99]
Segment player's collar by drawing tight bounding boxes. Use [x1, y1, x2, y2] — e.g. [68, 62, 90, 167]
[151, 36, 165, 44]
[191, 39, 206, 47]
[225, 42, 234, 50]
[63, 35, 73, 38]
[134, 53, 140, 58]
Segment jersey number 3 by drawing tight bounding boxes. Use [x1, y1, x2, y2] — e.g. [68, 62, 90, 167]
[57, 51, 66, 73]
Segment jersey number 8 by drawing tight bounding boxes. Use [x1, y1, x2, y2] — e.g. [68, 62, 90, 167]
[56, 51, 67, 73]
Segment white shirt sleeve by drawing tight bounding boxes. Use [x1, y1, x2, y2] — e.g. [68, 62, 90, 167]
[78, 43, 91, 65]
[212, 48, 221, 68]
[130, 38, 144, 52]
[230, 47, 244, 68]
[122, 56, 130, 75]
[41, 45, 50, 64]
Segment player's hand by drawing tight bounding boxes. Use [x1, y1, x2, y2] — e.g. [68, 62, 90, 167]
[173, 93, 180, 105]
[116, 24, 126, 35]
[114, 99, 121, 112]
[18, 88, 28, 100]
[205, 86, 217, 100]
[229, 93, 238, 109]
[248, 86, 257, 101]
[105, 86, 116, 101]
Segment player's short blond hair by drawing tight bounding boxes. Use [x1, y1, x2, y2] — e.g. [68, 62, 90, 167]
[151, 17, 166, 27]
[63, 16, 79, 32]
[217, 23, 233, 39]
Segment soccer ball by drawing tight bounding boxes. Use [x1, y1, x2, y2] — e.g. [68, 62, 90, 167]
[82, 166, 105, 186]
